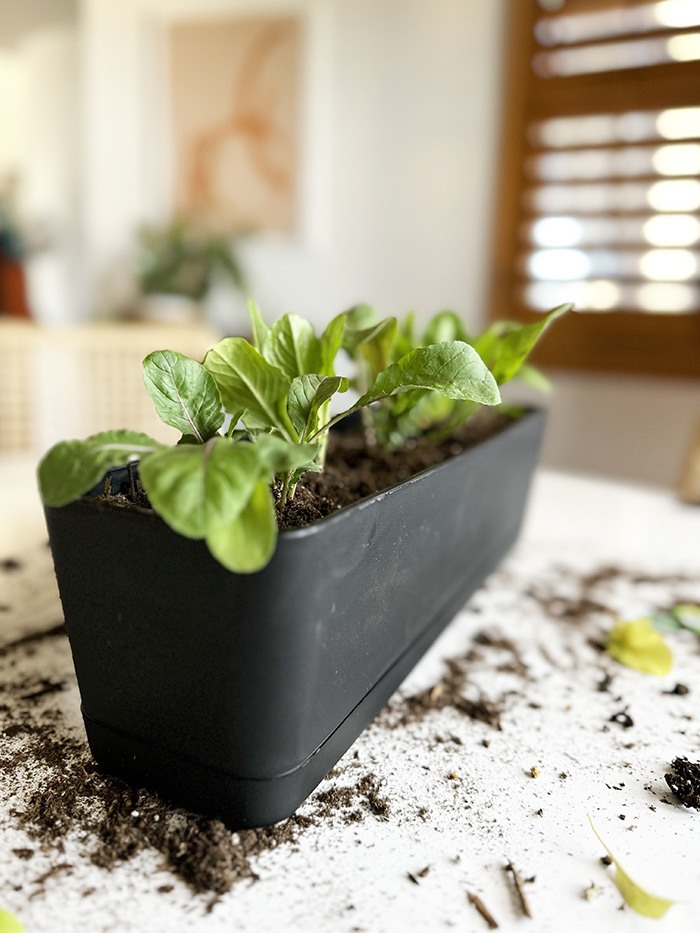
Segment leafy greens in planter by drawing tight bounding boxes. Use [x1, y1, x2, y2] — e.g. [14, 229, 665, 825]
[38, 301, 570, 573]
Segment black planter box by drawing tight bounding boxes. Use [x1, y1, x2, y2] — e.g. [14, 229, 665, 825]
[44, 409, 545, 828]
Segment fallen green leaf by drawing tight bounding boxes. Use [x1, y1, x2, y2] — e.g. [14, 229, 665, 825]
[0, 910, 24, 933]
[606, 618, 673, 676]
[673, 604, 700, 635]
[588, 816, 675, 919]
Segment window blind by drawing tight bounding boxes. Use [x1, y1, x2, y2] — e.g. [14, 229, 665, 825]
[489, 0, 700, 375]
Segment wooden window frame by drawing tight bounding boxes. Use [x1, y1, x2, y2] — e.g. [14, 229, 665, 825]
[488, 0, 700, 377]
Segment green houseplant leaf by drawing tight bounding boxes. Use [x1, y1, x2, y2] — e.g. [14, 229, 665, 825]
[248, 299, 271, 354]
[288, 375, 349, 440]
[481, 303, 572, 385]
[263, 313, 323, 380]
[319, 312, 346, 376]
[204, 338, 297, 440]
[143, 349, 224, 443]
[606, 618, 673, 675]
[206, 479, 277, 573]
[358, 341, 500, 408]
[588, 816, 675, 918]
[423, 310, 470, 345]
[138, 439, 261, 539]
[344, 318, 398, 378]
[253, 433, 320, 474]
[38, 430, 164, 507]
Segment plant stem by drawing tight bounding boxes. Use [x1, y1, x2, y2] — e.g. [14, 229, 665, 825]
[361, 406, 377, 449]
[279, 472, 291, 509]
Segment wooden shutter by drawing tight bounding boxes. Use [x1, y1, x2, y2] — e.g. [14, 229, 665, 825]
[489, 0, 700, 375]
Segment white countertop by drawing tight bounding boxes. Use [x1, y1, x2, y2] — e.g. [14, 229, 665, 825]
[1, 462, 700, 933]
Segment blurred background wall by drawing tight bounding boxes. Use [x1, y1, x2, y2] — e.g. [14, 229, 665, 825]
[0, 0, 698, 487]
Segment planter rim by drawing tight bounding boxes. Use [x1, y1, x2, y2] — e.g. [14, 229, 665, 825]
[277, 406, 543, 540]
[62, 408, 544, 542]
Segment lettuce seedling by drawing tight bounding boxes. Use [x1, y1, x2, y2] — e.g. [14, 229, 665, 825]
[342, 303, 570, 449]
[38, 299, 564, 574]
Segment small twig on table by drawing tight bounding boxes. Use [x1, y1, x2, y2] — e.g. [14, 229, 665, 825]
[505, 860, 532, 918]
[467, 891, 499, 929]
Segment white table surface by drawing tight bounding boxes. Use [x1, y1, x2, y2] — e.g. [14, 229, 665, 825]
[1, 459, 700, 933]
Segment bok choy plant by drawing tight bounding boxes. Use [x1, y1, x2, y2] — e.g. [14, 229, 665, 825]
[38, 301, 569, 573]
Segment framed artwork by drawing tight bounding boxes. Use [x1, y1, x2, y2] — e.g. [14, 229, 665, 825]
[168, 17, 301, 234]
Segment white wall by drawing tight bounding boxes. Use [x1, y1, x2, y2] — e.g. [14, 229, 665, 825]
[508, 371, 700, 489]
[77, 0, 506, 331]
[326, 0, 505, 326]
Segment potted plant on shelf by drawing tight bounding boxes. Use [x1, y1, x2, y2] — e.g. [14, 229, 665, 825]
[39, 301, 569, 828]
[136, 221, 245, 324]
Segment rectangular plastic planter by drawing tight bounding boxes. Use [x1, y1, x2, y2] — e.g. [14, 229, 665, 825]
[44, 408, 545, 828]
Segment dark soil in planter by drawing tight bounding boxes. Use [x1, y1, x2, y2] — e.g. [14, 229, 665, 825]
[277, 409, 513, 529]
[89, 409, 513, 530]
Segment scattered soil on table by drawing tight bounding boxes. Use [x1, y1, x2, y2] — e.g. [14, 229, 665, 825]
[665, 757, 700, 810]
[524, 564, 700, 628]
[0, 627, 390, 900]
[379, 629, 519, 731]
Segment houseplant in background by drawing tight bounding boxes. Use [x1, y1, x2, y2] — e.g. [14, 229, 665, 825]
[39, 301, 569, 828]
[135, 221, 245, 325]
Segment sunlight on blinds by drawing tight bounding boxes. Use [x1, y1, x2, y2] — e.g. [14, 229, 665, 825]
[523, 0, 700, 316]
[534, 1, 700, 75]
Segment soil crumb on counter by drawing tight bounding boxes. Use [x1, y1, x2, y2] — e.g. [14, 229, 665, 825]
[1, 625, 392, 899]
[665, 757, 700, 810]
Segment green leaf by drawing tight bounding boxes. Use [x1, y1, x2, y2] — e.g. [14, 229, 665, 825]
[206, 479, 277, 573]
[606, 618, 673, 675]
[517, 363, 552, 393]
[204, 440, 263, 529]
[673, 603, 700, 635]
[588, 816, 675, 918]
[138, 445, 208, 537]
[0, 910, 24, 933]
[143, 349, 224, 443]
[485, 303, 571, 385]
[263, 313, 323, 380]
[423, 310, 470, 345]
[319, 312, 346, 376]
[204, 338, 297, 440]
[650, 611, 683, 633]
[288, 374, 349, 439]
[342, 304, 380, 343]
[248, 300, 271, 354]
[393, 311, 416, 361]
[358, 341, 501, 408]
[138, 439, 261, 539]
[253, 433, 320, 475]
[345, 318, 397, 376]
[38, 430, 164, 507]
